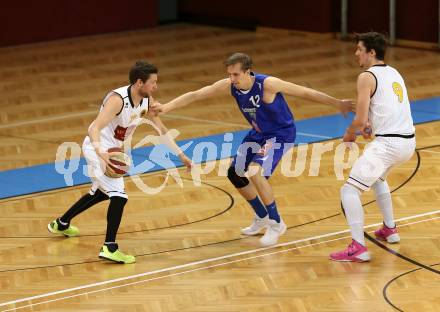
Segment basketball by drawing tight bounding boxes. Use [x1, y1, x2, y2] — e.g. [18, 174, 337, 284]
[104, 147, 131, 178]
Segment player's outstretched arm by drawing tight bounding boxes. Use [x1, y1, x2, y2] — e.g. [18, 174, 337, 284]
[88, 94, 123, 162]
[146, 110, 192, 170]
[264, 77, 353, 116]
[153, 79, 230, 114]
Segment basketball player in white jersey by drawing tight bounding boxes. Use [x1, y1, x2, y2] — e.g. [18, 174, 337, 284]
[330, 32, 416, 262]
[48, 61, 192, 264]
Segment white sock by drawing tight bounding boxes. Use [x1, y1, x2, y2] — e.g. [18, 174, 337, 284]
[372, 180, 395, 228]
[341, 183, 365, 246]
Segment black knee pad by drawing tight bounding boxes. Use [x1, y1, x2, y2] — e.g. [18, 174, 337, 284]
[227, 166, 249, 188]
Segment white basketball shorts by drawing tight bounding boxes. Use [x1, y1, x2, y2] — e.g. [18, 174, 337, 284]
[82, 140, 127, 199]
[347, 136, 416, 191]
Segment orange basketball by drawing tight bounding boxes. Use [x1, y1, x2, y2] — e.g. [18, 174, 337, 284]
[104, 147, 131, 178]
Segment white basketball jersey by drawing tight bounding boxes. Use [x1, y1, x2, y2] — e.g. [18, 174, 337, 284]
[366, 65, 414, 135]
[85, 85, 149, 149]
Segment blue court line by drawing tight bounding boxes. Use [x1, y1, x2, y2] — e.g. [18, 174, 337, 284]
[1, 96, 439, 199]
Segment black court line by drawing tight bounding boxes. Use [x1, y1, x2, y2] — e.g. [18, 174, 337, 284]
[0, 141, 434, 278]
[0, 178, 234, 238]
[0, 144, 424, 273]
[0, 211, 345, 274]
[337, 145, 440, 311]
[0, 201, 341, 272]
[382, 263, 440, 312]
[358, 145, 440, 312]
[366, 232, 440, 312]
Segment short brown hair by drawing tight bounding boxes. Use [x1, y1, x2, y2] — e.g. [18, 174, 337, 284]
[224, 53, 253, 71]
[355, 32, 387, 61]
[129, 60, 158, 84]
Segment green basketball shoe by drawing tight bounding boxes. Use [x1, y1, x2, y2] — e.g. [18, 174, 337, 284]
[47, 219, 79, 237]
[99, 245, 136, 264]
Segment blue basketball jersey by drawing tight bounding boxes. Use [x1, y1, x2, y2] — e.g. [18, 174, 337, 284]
[231, 73, 295, 137]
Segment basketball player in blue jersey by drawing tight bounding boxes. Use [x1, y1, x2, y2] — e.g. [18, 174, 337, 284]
[153, 53, 351, 246]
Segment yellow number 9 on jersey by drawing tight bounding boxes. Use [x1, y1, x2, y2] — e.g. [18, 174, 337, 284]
[392, 82, 403, 103]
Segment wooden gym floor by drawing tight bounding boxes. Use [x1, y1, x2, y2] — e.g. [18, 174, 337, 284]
[0, 23, 439, 311]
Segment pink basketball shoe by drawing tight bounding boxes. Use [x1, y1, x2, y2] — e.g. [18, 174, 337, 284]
[374, 223, 400, 243]
[329, 240, 370, 262]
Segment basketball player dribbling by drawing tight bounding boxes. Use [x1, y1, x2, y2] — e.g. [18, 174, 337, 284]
[48, 61, 192, 264]
[330, 32, 416, 262]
